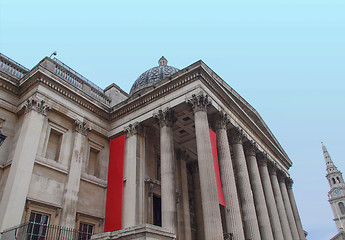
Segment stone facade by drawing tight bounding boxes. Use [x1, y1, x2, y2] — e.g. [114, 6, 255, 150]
[0, 53, 306, 239]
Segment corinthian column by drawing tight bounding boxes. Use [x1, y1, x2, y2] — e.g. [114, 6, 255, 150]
[269, 164, 293, 240]
[287, 178, 306, 240]
[191, 162, 205, 240]
[154, 108, 177, 234]
[243, 142, 274, 239]
[215, 112, 245, 240]
[0, 96, 50, 231]
[187, 93, 223, 240]
[229, 129, 261, 240]
[61, 119, 91, 228]
[278, 173, 300, 240]
[122, 122, 144, 228]
[257, 154, 284, 240]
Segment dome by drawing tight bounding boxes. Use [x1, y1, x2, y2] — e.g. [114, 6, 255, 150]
[129, 56, 180, 95]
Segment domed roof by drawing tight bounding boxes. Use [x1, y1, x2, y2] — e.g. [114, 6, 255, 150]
[129, 56, 180, 95]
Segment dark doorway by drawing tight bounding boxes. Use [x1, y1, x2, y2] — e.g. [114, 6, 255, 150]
[153, 195, 162, 227]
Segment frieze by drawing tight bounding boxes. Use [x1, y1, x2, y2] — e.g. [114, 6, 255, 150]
[23, 96, 51, 116]
[187, 92, 211, 113]
[74, 119, 91, 136]
[153, 108, 177, 128]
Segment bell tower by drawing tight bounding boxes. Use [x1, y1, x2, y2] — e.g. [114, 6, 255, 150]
[323, 142, 345, 232]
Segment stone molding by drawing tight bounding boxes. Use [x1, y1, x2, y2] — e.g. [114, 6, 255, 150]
[23, 96, 51, 116]
[124, 122, 143, 137]
[229, 128, 244, 145]
[187, 92, 211, 113]
[214, 111, 229, 130]
[74, 119, 91, 136]
[243, 141, 257, 157]
[153, 108, 177, 128]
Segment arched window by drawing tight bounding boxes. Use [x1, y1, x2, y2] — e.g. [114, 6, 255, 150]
[339, 202, 345, 215]
[333, 178, 336, 184]
[337, 177, 341, 183]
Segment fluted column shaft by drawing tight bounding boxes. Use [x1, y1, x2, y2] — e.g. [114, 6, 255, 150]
[257, 155, 284, 240]
[279, 175, 300, 240]
[229, 129, 261, 240]
[188, 93, 223, 240]
[191, 163, 205, 240]
[287, 179, 306, 240]
[269, 165, 293, 240]
[154, 108, 177, 234]
[244, 143, 274, 240]
[215, 113, 245, 240]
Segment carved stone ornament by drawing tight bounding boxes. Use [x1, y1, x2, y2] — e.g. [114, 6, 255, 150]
[268, 162, 277, 175]
[124, 122, 143, 137]
[74, 119, 91, 136]
[215, 111, 229, 130]
[153, 108, 177, 128]
[243, 141, 257, 157]
[23, 96, 51, 116]
[229, 128, 244, 145]
[277, 170, 287, 183]
[286, 178, 294, 189]
[187, 92, 211, 113]
[176, 149, 191, 162]
[257, 152, 268, 167]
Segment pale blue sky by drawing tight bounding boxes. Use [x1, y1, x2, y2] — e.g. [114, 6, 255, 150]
[1, 0, 345, 239]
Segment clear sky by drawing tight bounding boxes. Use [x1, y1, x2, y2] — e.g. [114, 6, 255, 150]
[1, 0, 344, 239]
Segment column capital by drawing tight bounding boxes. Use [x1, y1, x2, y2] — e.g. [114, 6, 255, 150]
[23, 96, 51, 116]
[243, 141, 257, 157]
[176, 149, 191, 162]
[286, 178, 294, 189]
[187, 92, 211, 113]
[214, 111, 229, 130]
[124, 122, 144, 137]
[153, 108, 177, 128]
[74, 119, 91, 136]
[277, 170, 288, 183]
[190, 162, 199, 175]
[268, 162, 278, 175]
[229, 128, 244, 145]
[257, 152, 268, 166]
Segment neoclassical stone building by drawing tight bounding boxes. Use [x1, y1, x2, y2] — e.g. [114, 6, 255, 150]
[0, 53, 306, 240]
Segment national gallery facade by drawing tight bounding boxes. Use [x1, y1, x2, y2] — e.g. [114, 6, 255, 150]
[0, 53, 306, 240]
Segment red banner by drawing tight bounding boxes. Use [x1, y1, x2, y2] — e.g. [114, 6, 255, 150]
[209, 129, 226, 206]
[104, 135, 126, 232]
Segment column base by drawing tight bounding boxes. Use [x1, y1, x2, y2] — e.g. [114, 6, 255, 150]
[92, 224, 176, 240]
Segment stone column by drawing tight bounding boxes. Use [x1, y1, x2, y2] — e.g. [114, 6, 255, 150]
[61, 119, 90, 228]
[122, 123, 144, 228]
[243, 142, 274, 240]
[0, 96, 50, 231]
[229, 129, 261, 240]
[191, 162, 204, 240]
[187, 93, 223, 240]
[278, 173, 300, 240]
[154, 108, 177, 234]
[269, 164, 293, 240]
[177, 150, 192, 240]
[215, 112, 245, 240]
[257, 154, 284, 240]
[287, 178, 306, 240]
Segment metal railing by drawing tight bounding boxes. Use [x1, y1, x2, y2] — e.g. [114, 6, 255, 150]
[0, 222, 92, 240]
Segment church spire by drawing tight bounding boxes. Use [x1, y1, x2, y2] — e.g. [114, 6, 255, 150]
[322, 142, 338, 174]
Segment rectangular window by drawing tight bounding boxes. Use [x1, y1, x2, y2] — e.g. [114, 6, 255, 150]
[27, 212, 49, 240]
[45, 129, 62, 161]
[153, 195, 162, 227]
[88, 148, 99, 177]
[78, 222, 94, 240]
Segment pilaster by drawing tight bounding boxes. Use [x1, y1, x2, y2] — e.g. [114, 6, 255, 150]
[0, 96, 50, 231]
[61, 119, 91, 228]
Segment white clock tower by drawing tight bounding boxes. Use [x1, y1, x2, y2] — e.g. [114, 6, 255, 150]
[323, 142, 345, 233]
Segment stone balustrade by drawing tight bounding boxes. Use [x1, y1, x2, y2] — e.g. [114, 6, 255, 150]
[0, 53, 28, 80]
